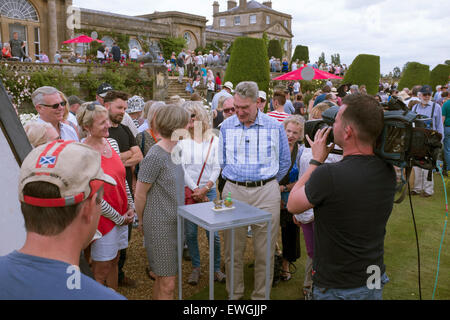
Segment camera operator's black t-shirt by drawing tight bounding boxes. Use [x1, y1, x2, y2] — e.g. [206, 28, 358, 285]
[305, 155, 396, 289]
[109, 124, 137, 192]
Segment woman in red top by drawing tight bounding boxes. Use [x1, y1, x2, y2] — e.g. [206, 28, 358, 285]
[77, 103, 135, 290]
[2, 43, 12, 59]
[215, 72, 222, 91]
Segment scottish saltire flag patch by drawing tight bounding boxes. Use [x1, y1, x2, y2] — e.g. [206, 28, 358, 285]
[39, 156, 56, 166]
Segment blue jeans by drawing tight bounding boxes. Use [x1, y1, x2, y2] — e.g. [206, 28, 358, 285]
[312, 273, 389, 300]
[185, 188, 221, 271]
[444, 127, 450, 171]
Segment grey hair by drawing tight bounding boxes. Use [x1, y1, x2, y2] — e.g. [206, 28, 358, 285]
[147, 101, 165, 128]
[31, 86, 60, 106]
[350, 85, 359, 91]
[234, 81, 259, 102]
[283, 115, 305, 140]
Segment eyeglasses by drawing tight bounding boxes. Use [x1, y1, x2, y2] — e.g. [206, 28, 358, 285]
[223, 107, 235, 113]
[40, 101, 67, 109]
[422, 93, 431, 97]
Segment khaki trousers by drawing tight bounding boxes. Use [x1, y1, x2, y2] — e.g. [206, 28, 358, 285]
[223, 179, 280, 300]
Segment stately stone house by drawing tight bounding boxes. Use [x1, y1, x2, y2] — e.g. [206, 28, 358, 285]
[0, 0, 293, 62]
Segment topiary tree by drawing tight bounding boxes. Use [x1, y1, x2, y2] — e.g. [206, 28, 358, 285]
[291, 45, 309, 67]
[343, 54, 380, 95]
[398, 62, 430, 91]
[224, 37, 271, 93]
[267, 39, 282, 60]
[430, 64, 450, 90]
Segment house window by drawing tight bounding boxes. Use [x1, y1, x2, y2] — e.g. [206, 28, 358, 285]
[284, 20, 288, 28]
[34, 27, 40, 56]
[266, 16, 270, 24]
[1, 0, 39, 21]
[284, 41, 288, 51]
[250, 15, 256, 24]
[234, 16, 240, 25]
[220, 18, 226, 27]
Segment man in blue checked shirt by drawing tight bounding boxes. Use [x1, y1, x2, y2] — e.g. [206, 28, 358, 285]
[219, 81, 291, 300]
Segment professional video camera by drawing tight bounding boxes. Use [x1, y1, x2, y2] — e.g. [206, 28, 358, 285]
[304, 97, 443, 171]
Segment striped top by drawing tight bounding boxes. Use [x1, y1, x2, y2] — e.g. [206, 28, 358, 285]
[267, 111, 290, 123]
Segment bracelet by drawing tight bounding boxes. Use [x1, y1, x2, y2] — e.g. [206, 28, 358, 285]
[309, 159, 323, 166]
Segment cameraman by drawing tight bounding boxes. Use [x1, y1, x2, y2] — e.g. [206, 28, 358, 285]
[287, 93, 396, 300]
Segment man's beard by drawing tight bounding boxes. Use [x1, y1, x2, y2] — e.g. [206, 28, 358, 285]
[110, 114, 123, 125]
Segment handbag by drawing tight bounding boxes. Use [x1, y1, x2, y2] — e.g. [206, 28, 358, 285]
[184, 136, 214, 205]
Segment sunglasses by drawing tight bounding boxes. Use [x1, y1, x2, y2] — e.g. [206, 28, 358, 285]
[40, 101, 67, 109]
[86, 103, 97, 111]
[223, 107, 235, 113]
[422, 93, 431, 97]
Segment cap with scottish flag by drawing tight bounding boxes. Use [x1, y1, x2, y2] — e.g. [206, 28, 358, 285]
[19, 140, 116, 207]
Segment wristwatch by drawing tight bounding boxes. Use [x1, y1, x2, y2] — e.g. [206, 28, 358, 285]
[309, 159, 323, 166]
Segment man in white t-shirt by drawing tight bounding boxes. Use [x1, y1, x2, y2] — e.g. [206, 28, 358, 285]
[129, 47, 140, 62]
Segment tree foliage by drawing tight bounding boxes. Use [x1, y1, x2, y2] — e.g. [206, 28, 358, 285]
[318, 52, 326, 65]
[159, 37, 186, 60]
[224, 37, 271, 93]
[331, 53, 341, 66]
[343, 54, 380, 95]
[398, 62, 430, 91]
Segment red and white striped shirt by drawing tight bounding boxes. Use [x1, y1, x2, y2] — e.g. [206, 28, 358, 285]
[267, 111, 290, 122]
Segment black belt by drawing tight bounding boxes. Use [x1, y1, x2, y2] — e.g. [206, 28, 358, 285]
[226, 177, 276, 188]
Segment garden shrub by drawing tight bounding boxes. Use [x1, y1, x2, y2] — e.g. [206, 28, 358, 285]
[267, 39, 282, 60]
[343, 54, 380, 95]
[224, 37, 271, 93]
[291, 45, 309, 67]
[430, 64, 450, 90]
[398, 62, 430, 90]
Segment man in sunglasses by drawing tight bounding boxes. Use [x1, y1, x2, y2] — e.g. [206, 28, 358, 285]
[32, 86, 79, 141]
[411, 85, 444, 197]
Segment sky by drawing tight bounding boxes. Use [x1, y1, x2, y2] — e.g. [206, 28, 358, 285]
[73, 0, 449, 75]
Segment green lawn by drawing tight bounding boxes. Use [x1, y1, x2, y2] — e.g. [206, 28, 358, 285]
[189, 173, 450, 300]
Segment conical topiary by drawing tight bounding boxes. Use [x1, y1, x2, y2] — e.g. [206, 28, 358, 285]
[430, 64, 450, 90]
[224, 37, 271, 93]
[398, 62, 430, 90]
[267, 39, 282, 60]
[343, 54, 380, 95]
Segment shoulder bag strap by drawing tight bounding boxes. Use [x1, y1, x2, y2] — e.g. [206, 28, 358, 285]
[196, 136, 214, 186]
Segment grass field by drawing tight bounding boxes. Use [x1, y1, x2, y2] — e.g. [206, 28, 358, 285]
[189, 173, 450, 300]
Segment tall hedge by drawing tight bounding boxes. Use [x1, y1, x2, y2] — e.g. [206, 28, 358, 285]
[398, 62, 430, 90]
[224, 37, 270, 93]
[267, 39, 282, 60]
[291, 45, 309, 66]
[430, 64, 450, 90]
[343, 54, 380, 95]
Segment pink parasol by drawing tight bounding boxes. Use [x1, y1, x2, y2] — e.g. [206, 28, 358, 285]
[62, 35, 104, 44]
[272, 66, 343, 81]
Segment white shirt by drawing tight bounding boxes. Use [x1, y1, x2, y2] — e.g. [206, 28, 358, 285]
[292, 63, 298, 71]
[293, 82, 300, 93]
[177, 136, 221, 190]
[211, 89, 232, 110]
[137, 120, 149, 133]
[67, 112, 78, 128]
[129, 48, 140, 60]
[37, 117, 79, 141]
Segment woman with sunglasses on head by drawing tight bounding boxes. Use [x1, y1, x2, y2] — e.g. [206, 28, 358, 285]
[77, 102, 135, 290]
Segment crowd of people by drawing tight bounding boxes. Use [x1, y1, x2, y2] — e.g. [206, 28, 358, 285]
[1, 47, 449, 301]
[270, 57, 348, 76]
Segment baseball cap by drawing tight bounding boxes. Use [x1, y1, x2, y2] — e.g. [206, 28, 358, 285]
[223, 81, 234, 92]
[97, 83, 114, 98]
[258, 91, 267, 101]
[19, 141, 116, 207]
[127, 95, 145, 114]
[419, 85, 432, 94]
[67, 95, 85, 106]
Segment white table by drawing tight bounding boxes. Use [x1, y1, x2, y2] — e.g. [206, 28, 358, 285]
[177, 199, 273, 300]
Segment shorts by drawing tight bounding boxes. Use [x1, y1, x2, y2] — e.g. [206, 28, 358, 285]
[91, 224, 129, 262]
